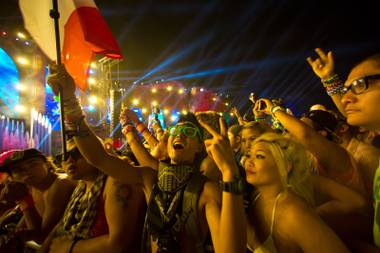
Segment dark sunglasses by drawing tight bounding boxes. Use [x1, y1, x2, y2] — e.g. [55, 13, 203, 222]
[342, 74, 380, 95]
[62, 148, 82, 161]
[168, 125, 201, 139]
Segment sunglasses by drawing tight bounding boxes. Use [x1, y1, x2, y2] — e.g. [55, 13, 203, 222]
[62, 148, 82, 161]
[342, 74, 380, 95]
[168, 125, 201, 139]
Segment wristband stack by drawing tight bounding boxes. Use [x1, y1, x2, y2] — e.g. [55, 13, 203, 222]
[321, 74, 343, 96]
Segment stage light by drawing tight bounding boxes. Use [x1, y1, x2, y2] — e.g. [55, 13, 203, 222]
[14, 104, 26, 113]
[1, 31, 6, 36]
[132, 99, 139, 106]
[171, 115, 178, 122]
[167, 86, 172, 91]
[88, 105, 95, 112]
[88, 77, 96, 85]
[219, 112, 223, 116]
[181, 110, 188, 115]
[17, 32, 26, 39]
[25, 41, 30, 46]
[151, 88, 157, 93]
[200, 88, 204, 92]
[225, 102, 229, 106]
[16, 57, 29, 65]
[142, 108, 147, 114]
[230, 113, 234, 116]
[152, 101, 158, 106]
[15, 83, 27, 91]
[89, 95, 98, 104]
[89, 69, 95, 75]
[163, 109, 169, 115]
[90, 62, 97, 68]
[212, 97, 217, 101]
[178, 88, 184, 94]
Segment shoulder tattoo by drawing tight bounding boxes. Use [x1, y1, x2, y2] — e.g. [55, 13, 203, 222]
[113, 181, 131, 208]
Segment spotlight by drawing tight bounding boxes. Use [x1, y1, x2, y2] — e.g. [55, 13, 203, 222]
[15, 83, 27, 91]
[88, 105, 96, 112]
[200, 88, 204, 92]
[163, 109, 169, 115]
[225, 102, 229, 106]
[17, 32, 26, 39]
[88, 77, 96, 85]
[89, 95, 98, 104]
[14, 104, 26, 113]
[132, 99, 139, 106]
[151, 88, 157, 93]
[142, 108, 147, 114]
[16, 57, 29, 66]
[171, 115, 178, 122]
[90, 62, 97, 68]
[178, 88, 184, 94]
[152, 101, 158, 106]
[167, 86, 172, 91]
[212, 97, 217, 101]
[181, 110, 188, 115]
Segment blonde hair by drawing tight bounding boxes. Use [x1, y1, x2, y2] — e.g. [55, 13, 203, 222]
[253, 133, 315, 206]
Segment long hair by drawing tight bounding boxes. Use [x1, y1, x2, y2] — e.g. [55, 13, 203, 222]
[253, 133, 315, 206]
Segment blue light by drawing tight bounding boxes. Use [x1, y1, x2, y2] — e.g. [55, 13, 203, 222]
[0, 47, 19, 115]
[45, 66, 60, 130]
[88, 105, 95, 112]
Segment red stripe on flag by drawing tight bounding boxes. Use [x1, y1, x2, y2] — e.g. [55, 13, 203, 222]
[62, 6, 123, 91]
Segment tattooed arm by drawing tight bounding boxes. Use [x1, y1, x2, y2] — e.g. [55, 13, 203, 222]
[49, 177, 146, 253]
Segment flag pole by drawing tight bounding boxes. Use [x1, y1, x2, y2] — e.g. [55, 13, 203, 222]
[50, 0, 68, 160]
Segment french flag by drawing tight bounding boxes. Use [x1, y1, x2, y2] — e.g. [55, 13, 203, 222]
[19, 0, 123, 90]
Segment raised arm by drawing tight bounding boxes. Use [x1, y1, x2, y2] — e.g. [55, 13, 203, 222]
[307, 48, 346, 116]
[199, 118, 246, 253]
[258, 98, 354, 175]
[47, 64, 153, 188]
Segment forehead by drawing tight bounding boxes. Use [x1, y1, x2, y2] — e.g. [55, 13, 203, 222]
[241, 128, 261, 138]
[345, 60, 380, 86]
[11, 157, 44, 170]
[252, 142, 270, 152]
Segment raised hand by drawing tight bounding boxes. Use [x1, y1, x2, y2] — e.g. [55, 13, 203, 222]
[255, 99, 273, 115]
[306, 48, 335, 80]
[198, 117, 238, 176]
[47, 64, 76, 99]
[119, 108, 140, 126]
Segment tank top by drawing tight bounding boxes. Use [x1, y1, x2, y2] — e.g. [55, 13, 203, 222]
[248, 193, 282, 253]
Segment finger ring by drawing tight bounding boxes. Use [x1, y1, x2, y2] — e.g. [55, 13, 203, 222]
[318, 64, 323, 68]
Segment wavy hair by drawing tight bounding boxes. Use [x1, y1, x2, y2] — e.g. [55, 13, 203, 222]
[253, 133, 315, 206]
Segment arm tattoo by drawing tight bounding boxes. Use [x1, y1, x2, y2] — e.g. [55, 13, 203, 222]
[113, 181, 131, 208]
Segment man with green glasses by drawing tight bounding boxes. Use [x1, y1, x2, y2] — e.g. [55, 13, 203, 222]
[46, 64, 246, 253]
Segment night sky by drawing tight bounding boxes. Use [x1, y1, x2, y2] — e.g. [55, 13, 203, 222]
[1, 0, 380, 115]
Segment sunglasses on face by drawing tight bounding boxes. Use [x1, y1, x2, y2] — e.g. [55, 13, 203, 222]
[168, 125, 201, 139]
[342, 74, 380, 95]
[62, 148, 82, 161]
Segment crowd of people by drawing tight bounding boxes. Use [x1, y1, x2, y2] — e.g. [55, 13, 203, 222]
[0, 47, 379, 252]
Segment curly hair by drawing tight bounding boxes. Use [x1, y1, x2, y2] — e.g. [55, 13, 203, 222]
[253, 133, 315, 206]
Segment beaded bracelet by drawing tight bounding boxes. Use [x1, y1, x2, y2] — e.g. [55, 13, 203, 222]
[321, 73, 340, 85]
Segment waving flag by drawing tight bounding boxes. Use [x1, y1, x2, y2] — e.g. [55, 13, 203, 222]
[19, 0, 123, 90]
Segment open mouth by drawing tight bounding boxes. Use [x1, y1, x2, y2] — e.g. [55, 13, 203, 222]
[173, 142, 184, 150]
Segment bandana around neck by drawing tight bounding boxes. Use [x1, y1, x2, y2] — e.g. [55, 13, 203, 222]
[157, 162, 194, 193]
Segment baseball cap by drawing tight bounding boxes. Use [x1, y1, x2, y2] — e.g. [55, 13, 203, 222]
[0, 149, 45, 173]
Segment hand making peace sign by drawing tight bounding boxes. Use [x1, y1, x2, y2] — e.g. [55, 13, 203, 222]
[198, 117, 239, 177]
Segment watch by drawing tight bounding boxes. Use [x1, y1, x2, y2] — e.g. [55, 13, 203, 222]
[219, 176, 245, 195]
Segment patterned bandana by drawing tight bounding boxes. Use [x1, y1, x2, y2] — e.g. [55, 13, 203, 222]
[157, 162, 193, 193]
[61, 173, 107, 239]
